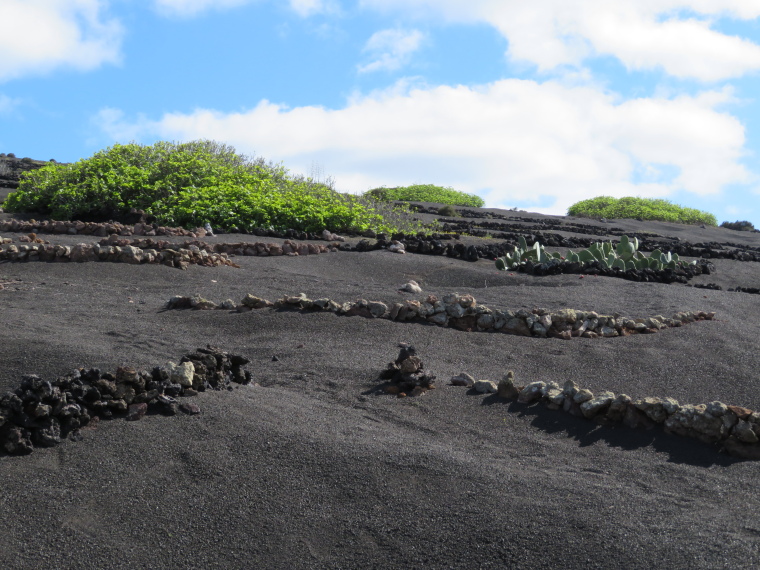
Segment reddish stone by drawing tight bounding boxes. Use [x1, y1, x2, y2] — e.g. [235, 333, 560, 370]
[126, 403, 148, 421]
[179, 402, 201, 415]
[728, 406, 753, 420]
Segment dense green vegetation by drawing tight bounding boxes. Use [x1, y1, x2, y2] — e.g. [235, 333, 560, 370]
[437, 204, 459, 217]
[4, 140, 426, 234]
[567, 196, 717, 226]
[365, 184, 485, 208]
[720, 220, 755, 232]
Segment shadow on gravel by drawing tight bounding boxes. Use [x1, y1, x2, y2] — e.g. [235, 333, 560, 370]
[478, 394, 741, 467]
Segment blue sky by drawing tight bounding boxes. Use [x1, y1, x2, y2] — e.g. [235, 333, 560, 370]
[1, 1, 760, 227]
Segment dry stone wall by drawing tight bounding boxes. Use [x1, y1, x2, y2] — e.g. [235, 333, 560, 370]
[493, 372, 760, 460]
[382, 345, 760, 460]
[166, 291, 715, 339]
[0, 346, 252, 455]
[0, 235, 337, 269]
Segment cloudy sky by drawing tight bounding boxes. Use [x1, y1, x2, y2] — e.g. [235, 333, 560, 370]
[1, 1, 759, 226]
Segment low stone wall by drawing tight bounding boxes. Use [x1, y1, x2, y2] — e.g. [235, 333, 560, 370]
[0, 241, 238, 269]
[382, 345, 760, 460]
[112, 237, 335, 257]
[493, 372, 760, 460]
[167, 291, 715, 339]
[0, 217, 347, 242]
[0, 217, 207, 238]
[0, 234, 338, 269]
[0, 346, 252, 455]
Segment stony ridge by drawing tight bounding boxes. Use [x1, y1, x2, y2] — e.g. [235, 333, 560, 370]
[166, 290, 715, 339]
[0, 346, 252, 455]
[382, 345, 760, 460]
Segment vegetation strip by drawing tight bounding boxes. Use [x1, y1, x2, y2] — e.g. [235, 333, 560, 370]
[2, 140, 428, 235]
[166, 292, 714, 339]
[364, 184, 485, 207]
[567, 196, 718, 226]
[0, 346, 252, 456]
[383, 345, 760, 460]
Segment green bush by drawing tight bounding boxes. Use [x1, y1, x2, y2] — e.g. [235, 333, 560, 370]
[567, 196, 717, 226]
[720, 220, 755, 231]
[437, 204, 459, 217]
[364, 184, 485, 208]
[4, 140, 426, 234]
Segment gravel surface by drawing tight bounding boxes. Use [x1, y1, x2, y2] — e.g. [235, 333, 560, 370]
[1, 193, 759, 569]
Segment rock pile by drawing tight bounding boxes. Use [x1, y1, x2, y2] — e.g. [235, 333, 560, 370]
[167, 292, 715, 339]
[492, 373, 760, 460]
[0, 240, 239, 269]
[0, 233, 339, 268]
[692, 283, 760, 296]
[0, 217, 348, 242]
[104, 236, 336, 259]
[379, 344, 436, 397]
[0, 346, 252, 455]
[0, 217, 209, 238]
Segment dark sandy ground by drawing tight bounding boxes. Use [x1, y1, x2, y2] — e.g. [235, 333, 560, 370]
[1, 188, 760, 568]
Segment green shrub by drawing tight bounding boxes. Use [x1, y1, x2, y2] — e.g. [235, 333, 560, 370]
[437, 204, 458, 217]
[720, 220, 755, 231]
[364, 184, 485, 208]
[567, 196, 717, 226]
[5, 140, 426, 234]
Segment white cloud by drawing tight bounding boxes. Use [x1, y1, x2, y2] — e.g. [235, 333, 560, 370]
[0, 0, 123, 82]
[94, 79, 751, 215]
[153, 0, 336, 17]
[359, 0, 760, 81]
[288, 0, 340, 17]
[358, 29, 426, 73]
[153, 0, 250, 17]
[0, 94, 22, 115]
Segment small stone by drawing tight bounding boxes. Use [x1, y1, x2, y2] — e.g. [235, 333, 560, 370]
[573, 389, 594, 404]
[543, 388, 564, 410]
[518, 382, 546, 404]
[581, 391, 615, 419]
[634, 397, 679, 424]
[33, 417, 61, 447]
[623, 405, 656, 430]
[126, 403, 148, 421]
[706, 401, 729, 417]
[473, 380, 498, 394]
[497, 371, 519, 399]
[108, 399, 128, 412]
[388, 241, 405, 254]
[171, 361, 195, 387]
[399, 356, 422, 375]
[399, 281, 422, 294]
[410, 386, 426, 397]
[450, 373, 475, 387]
[3, 426, 33, 455]
[179, 402, 201, 415]
[427, 312, 448, 326]
[606, 394, 632, 422]
[728, 406, 753, 420]
[733, 421, 759, 444]
[367, 301, 388, 318]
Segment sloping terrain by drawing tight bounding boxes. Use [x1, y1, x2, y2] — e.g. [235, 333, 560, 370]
[1, 186, 759, 569]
